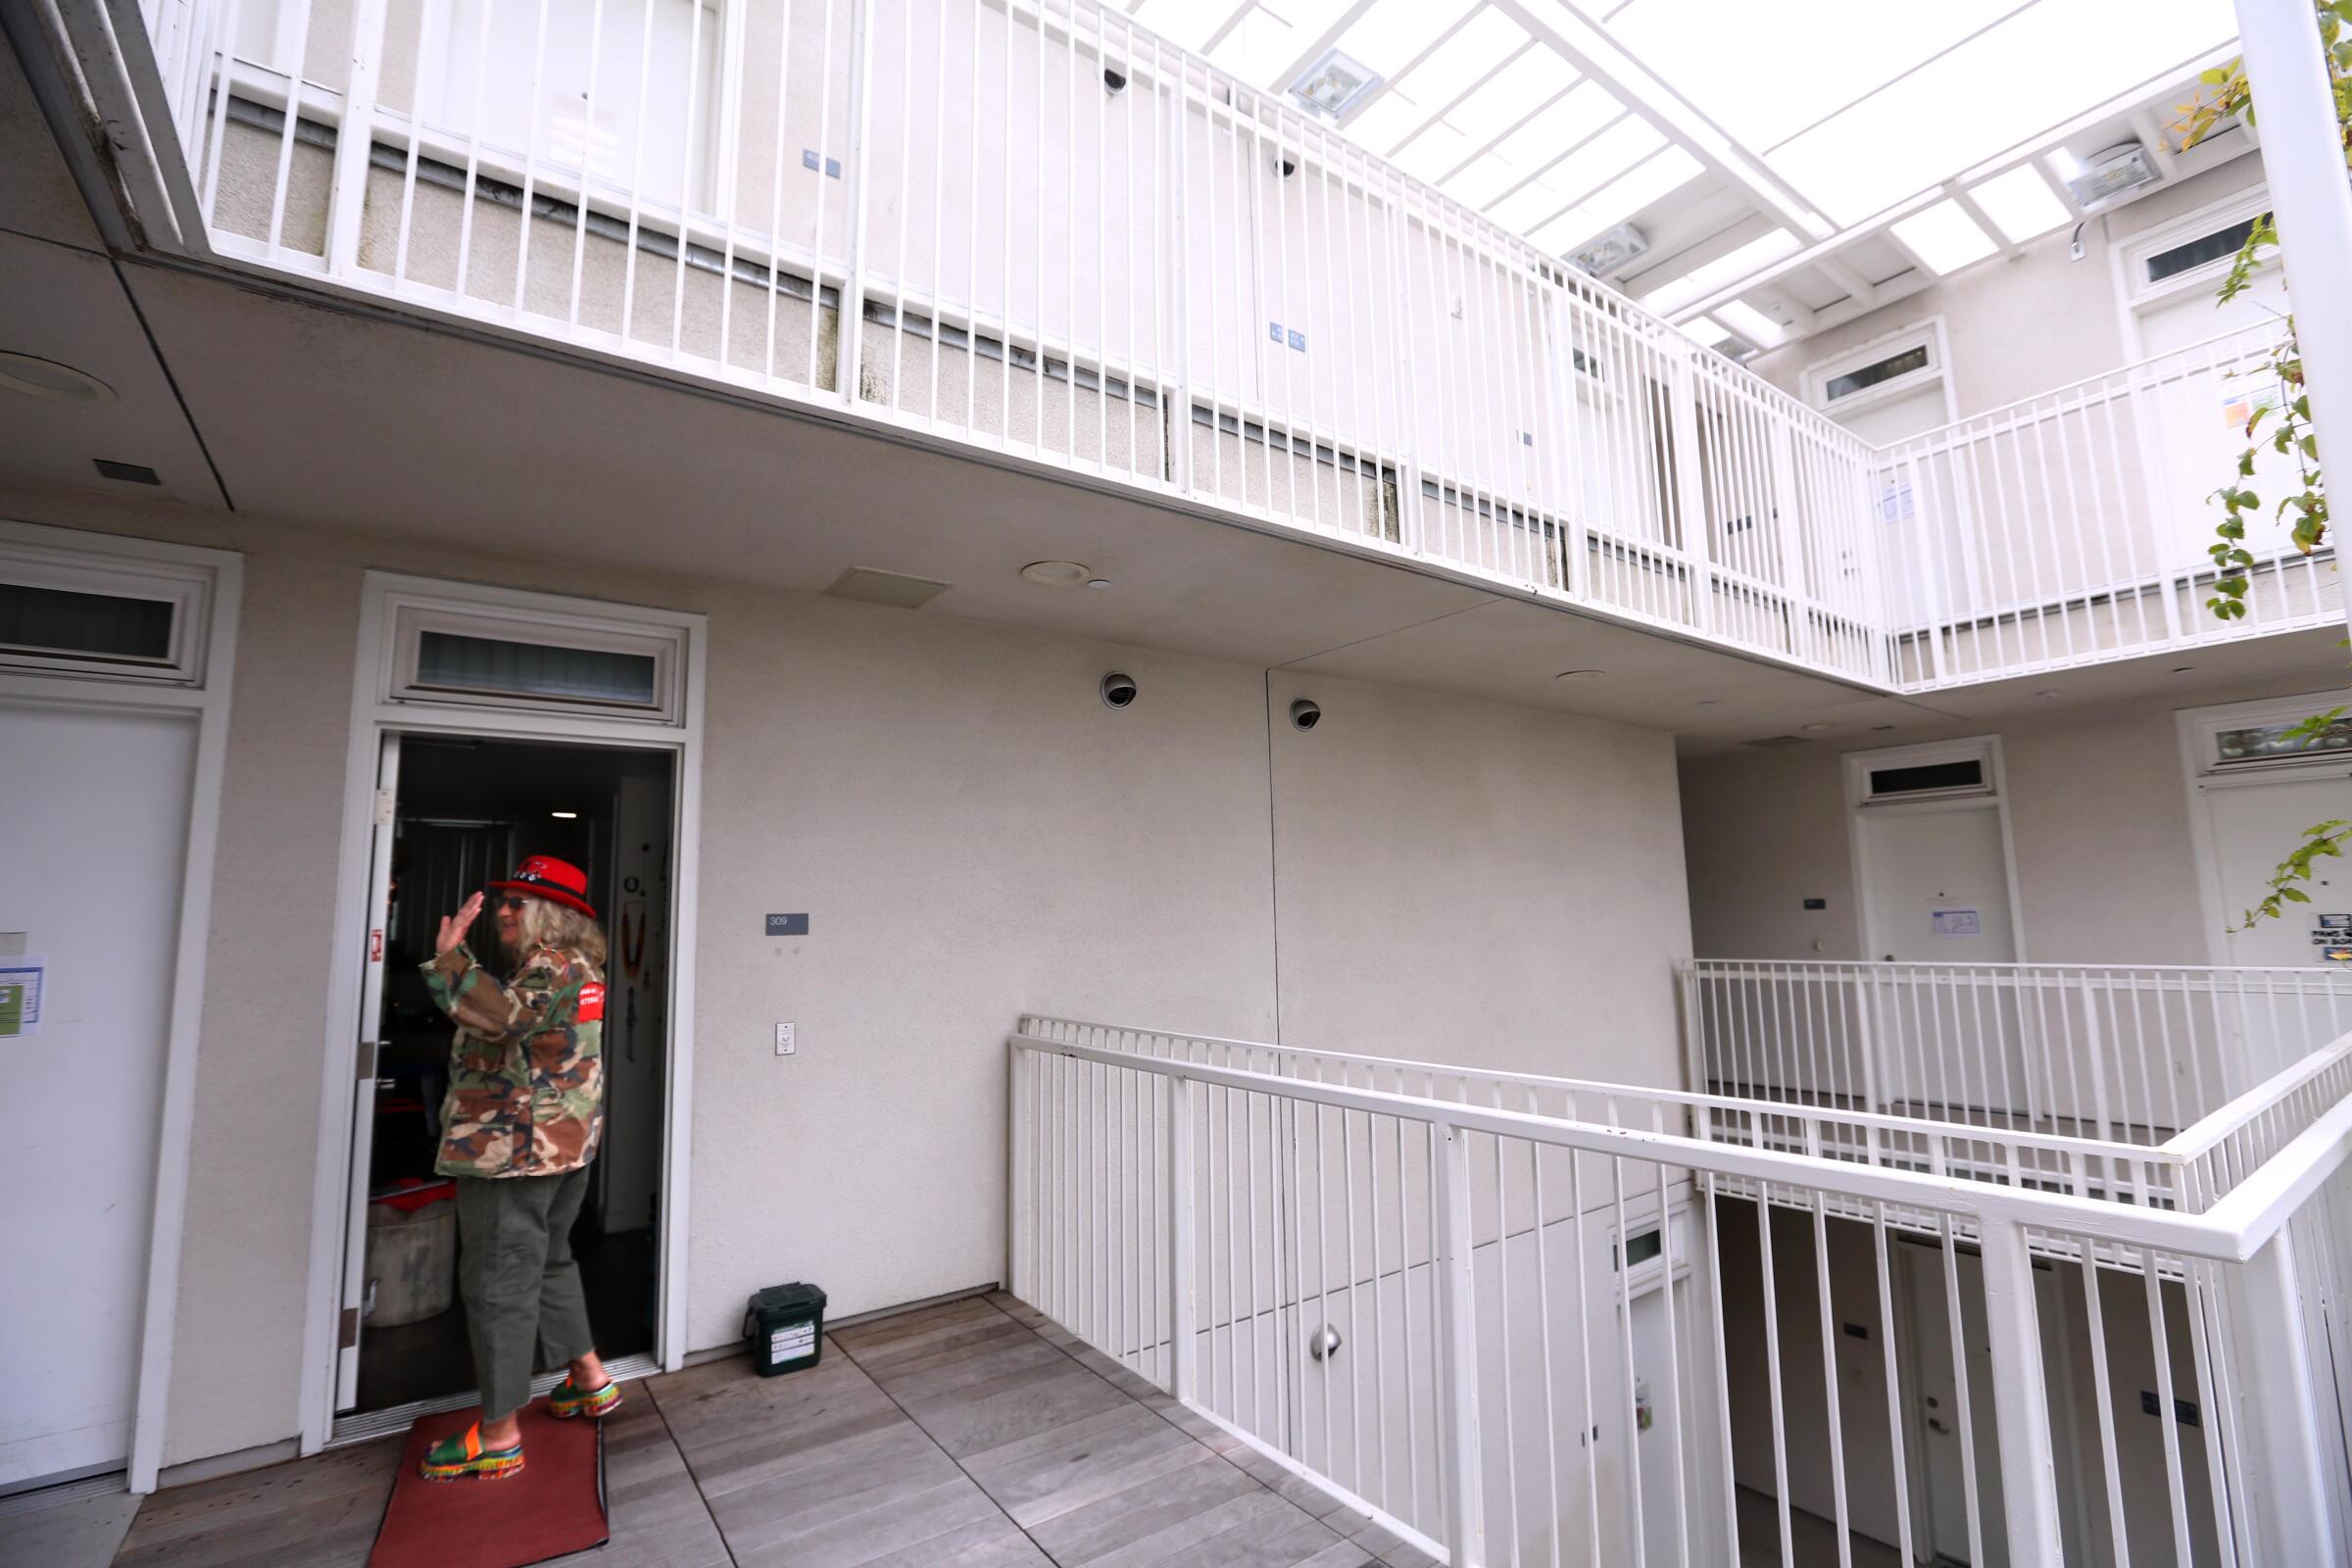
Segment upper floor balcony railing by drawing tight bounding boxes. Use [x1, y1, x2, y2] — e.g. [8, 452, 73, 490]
[103, 0, 2342, 693]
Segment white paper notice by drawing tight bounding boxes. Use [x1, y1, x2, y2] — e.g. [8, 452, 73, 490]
[0, 956, 44, 1037]
[1931, 908, 1982, 939]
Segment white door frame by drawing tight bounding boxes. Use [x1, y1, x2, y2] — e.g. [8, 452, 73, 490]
[0, 519, 243, 1496]
[2175, 688, 2352, 967]
[1843, 737, 2030, 963]
[296, 571, 707, 1458]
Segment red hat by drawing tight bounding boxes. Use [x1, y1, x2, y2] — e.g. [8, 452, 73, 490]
[489, 856, 597, 918]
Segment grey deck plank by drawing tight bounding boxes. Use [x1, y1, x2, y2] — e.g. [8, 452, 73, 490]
[90, 1293, 1366, 1568]
[0, 1488, 142, 1568]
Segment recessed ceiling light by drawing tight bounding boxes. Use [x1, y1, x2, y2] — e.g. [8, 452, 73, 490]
[1086, 578, 1112, 590]
[0, 352, 115, 406]
[1694, 699, 1718, 708]
[1555, 668, 1605, 681]
[2172, 665, 2196, 674]
[1801, 722, 1833, 731]
[1019, 561, 1090, 587]
[550, 810, 578, 819]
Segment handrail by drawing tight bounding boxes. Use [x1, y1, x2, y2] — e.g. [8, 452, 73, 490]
[2166, 1036, 2352, 1159]
[1009, 1030, 2257, 1261]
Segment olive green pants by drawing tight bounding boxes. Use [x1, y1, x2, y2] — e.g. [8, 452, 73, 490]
[455, 1165, 596, 1423]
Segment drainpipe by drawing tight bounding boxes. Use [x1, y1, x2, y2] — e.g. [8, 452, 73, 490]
[2230, 0, 2352, 611]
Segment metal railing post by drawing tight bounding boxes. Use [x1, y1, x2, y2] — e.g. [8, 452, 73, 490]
[2224, 1228, 2344, 1561]
[324, 0, 389, 276]
[1977, 1214, 2065, 1566]
[1165, 1070, 1197, 1400]
[1008, 1040, 1033, 1303]
[1432, 1120, 1486, 1568]
[1667, 347, 1714, 632]
[1163, 62, 1194, 496]
[834, 0, 875, 404]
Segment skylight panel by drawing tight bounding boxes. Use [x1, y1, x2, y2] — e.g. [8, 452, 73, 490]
[1338, 0, 1480, 76]
[1529, 145, 1699, 254]
[1599, 0, 2021, 150]
[1444, 150, 1525, 209]
[1969, 164, 2074, 242]
[1394, 121, 1473, 183]
[1542, 115, 1663, 203]
[1486, 172, 1573, 233]
[1204, 10, 1296, 83]
[1639, 228, 1801, 316]
[1443, 46, 1581, 147]
[1764, 0, 2236, 224]
[1491, 80, 1621, 172]
[1343, 89, 1433, 156]
[1890, 200, 1999, 273]
[1714, 299, 1790, 350]
[1388, 9, 1529, 116]
[1132, 0, 1239, 54]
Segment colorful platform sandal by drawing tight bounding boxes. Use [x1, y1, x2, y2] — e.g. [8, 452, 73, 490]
[548, 1375, 622, 1420]
[418, 1423, 525, 1482]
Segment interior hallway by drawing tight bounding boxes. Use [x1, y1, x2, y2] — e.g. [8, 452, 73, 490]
[0, 1293, 1423, 1568]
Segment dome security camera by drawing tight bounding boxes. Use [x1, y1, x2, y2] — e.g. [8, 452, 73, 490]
[1101, 672, 1138, 710]
[1289, 698, 1320, 731]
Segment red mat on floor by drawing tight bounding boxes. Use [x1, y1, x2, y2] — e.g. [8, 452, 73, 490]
[368, 1397, 609, 1568]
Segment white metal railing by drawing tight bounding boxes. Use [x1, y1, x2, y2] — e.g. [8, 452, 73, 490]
[1008, 1015, 2352, 1566]
[1874, 319, 2340, 690]
[84, 0, 2336, 696]
[1687, 958, 2352, 1151]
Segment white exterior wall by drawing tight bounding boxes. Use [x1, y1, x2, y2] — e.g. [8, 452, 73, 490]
[1679, 673, 2344, 967]
[1744, 157, 2269, 426]
[0, 477, 1692, 1473]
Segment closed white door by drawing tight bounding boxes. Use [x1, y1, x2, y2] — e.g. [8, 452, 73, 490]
[0, 701, 197, 1488]
[1859, 806, 2018, 964]
[2201, 768, 2352, 1083]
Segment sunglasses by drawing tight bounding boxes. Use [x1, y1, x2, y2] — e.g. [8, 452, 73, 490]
[491, 896, 529, 911]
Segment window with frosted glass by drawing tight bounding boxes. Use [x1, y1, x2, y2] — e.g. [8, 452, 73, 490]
[0, 581, 175, 662]
[414, 629, 661, 707]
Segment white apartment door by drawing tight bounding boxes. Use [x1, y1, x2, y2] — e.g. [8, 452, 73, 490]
[1900, 1242, 2006, 1568]
[0, 701, 198, 1488]
[1859, 805, 2024, 1118]
[2199, 767, 2352, 1082]
[1859, 806, 2019, 964]
[335, 733, 402, 1410]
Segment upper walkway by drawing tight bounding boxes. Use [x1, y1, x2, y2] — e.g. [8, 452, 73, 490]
[55, 0, 2342, 699]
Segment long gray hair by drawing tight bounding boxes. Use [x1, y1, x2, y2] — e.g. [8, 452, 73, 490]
[511, 895, 609, 970]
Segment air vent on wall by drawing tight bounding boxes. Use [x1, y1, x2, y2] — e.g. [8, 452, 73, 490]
[822, 567, 954, 610]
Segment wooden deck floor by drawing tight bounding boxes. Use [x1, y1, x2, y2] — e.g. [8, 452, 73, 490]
[72, 1293, 1426, 1568]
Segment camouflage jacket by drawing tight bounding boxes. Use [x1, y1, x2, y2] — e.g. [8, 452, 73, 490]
[421, 942, 606, 1179]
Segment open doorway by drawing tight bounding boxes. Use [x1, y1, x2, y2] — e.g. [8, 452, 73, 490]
[343, 734, 676, 1417]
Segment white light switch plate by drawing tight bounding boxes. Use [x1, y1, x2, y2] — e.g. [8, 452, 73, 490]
[775, 1022, 795, 1056]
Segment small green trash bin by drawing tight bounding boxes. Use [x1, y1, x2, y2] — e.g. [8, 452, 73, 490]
[744, 1283, 826, 1376]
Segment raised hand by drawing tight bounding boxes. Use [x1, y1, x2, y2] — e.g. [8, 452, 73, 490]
[437, 892, 484, 957]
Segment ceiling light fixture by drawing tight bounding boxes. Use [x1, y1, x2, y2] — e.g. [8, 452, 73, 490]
[550, 810, 579, 819]
[1554, 668, 1605, 681]
[1801, 722, 1833, 732]
[1019, 561, 1091, 586]
[1086, 578, 1112, 589]
[1289, 46, 1381, 121]
[2063, 142, 2161, 211]
[0, 352, 116, 406]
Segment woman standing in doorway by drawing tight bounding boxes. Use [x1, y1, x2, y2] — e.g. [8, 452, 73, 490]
[416, 856, 621, 1482]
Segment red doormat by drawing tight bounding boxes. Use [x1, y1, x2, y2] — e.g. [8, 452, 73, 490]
[368, 1398, 609, 1568]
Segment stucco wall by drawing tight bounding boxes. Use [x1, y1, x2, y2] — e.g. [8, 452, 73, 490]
[1743, 156, 2267, 424]
[1678, 671, 2344, 967]
[0, 477, 1693, 1472]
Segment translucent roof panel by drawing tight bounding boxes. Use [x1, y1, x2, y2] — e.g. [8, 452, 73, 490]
[1762, 0, 2236, 223]
[1890, 200, 2000, 273]
[1337, 0, 1480, 76]
[1445, 46, 1583, 147]
[1387, 9, 1530, 119]
[1530, 145, 1703, 253]
[1970, 164, 2074, 242]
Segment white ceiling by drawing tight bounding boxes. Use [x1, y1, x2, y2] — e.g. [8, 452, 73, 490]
[1139, 0, 2249, 353]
